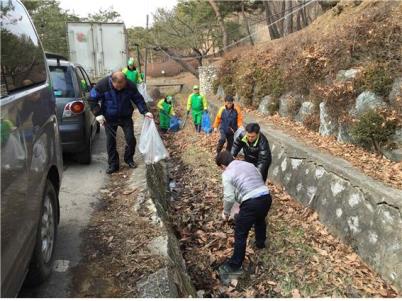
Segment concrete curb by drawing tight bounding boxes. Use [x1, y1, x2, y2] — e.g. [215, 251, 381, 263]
[132, 161, 196, 298]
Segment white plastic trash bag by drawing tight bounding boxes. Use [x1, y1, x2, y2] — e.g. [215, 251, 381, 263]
[139, 117, 169, 164]
[137, 82, 153, 103]
[234, 126, 245, 141]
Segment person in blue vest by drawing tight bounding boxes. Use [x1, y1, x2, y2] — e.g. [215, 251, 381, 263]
[88, 71, 153, 174]
[213, 95, 243, 153]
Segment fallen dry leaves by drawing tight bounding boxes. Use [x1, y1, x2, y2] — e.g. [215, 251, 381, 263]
[253, 111, 402, 190]
[70, 120, 165, 297]
[160, 97, 400, 297]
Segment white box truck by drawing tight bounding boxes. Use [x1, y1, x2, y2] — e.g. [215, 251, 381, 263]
[67, 22, 128, 80]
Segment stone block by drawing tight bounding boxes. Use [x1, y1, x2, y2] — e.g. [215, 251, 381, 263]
[295, 101, 315, 123]
[351, 91, 386, 116]
[389, 77, 402, 106]
[319, 102, 338, 136]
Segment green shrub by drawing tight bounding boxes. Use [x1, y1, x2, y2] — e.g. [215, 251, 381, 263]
[355, 63, 394, 97]
[253, 66, 285, 100]
[350, 109, 397, 154]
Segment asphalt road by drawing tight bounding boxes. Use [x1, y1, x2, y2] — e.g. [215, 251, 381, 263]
[19, 128, 108, 297]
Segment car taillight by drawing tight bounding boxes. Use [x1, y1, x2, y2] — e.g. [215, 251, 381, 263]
[63, 100, 85, 118]
[70, 101, 84, 114]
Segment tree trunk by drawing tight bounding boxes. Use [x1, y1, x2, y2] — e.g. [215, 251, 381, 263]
[296, 10, 302, 30]
[241, 1, 254, 46]
[264, 1, 281, 40]
[208, 0, 228, 50]
[278, 1, 286, 37]
[285, 0, 294, 35]
[159, 48, 199, 78]
[301, 2, 309, 27]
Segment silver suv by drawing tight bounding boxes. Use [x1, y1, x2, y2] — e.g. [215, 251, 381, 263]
[1, 0, 63, 297]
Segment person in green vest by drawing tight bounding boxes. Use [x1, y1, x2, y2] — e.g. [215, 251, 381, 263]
[187, 85, 208, 132]
[122, 57, 142, 85]
[157, 95, 175, 133]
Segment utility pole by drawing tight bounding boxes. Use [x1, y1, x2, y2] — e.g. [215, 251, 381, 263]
[144, 14, 149, 83]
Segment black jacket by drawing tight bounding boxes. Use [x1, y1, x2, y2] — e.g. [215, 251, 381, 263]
[231, 132, 272, 181]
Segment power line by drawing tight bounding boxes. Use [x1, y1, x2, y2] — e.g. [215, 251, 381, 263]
[153, 0, 317, 61]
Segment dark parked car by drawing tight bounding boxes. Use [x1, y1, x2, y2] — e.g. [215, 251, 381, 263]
[46, 53, 99, 164]
[1, 0, 63, 297]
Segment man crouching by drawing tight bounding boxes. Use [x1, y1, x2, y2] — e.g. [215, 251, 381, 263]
[216, 151, 272, 283]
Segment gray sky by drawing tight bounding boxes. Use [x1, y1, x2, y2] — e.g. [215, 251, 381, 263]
[58, 0, 177, 28]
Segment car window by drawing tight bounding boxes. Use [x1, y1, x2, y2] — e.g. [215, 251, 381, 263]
[0, 0, 47, 96]
[49, 66, 75, 98]
[79, 67, 92, 88]
[75, 68, 89, 93]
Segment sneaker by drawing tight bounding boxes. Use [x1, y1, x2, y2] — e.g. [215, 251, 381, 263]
[218, 262, 243, 285]
[106, 166, 119, 174]
[251, 239, 267, 250]
[126, 161, 137, 169]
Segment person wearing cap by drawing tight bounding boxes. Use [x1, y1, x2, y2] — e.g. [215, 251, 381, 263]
[215, 150, 272, 283]
[122, 58, 142, 85]
[157, 95, 175, 133]
[187, 85, 208, 132]
[213, 95, 243, 153]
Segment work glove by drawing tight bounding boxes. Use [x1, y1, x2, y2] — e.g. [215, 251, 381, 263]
[145, 112, 153, 119]
[96, 115, 106, 126]
[221, 210, 229, 221]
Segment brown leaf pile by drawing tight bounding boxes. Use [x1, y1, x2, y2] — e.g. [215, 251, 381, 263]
[70, 122, 165, 297]
[253, 111, 402, 190]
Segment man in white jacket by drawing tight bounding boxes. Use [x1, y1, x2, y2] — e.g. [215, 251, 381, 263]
[216, 150, 272, 282]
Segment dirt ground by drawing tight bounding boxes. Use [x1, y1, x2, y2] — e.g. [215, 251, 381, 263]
[162, 94, 399, 297]
[70, 118, 165, 298]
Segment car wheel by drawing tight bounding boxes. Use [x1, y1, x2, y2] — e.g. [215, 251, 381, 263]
[77, 133, 92, 164]
[25, 180, 58, 287]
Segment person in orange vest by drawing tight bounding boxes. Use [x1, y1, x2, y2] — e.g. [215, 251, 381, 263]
[213, 95, 243, 153]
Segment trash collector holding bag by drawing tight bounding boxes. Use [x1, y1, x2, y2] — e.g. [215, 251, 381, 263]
[89, 71, 153, 174]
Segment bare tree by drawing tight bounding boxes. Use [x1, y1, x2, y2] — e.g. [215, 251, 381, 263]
[241, 0, 254, 46]
[208, 0, 228, 49]
[264, 1, 281, 40]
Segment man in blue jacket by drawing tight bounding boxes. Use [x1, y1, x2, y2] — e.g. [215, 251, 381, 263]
[89, 71, 153, 174]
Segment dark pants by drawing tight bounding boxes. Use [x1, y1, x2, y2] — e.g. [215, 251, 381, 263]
[217, 131, 234, 153]
[228, 194, 272, 268]
[105, 118, 135, 169]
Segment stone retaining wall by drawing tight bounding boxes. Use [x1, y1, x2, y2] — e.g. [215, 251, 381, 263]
[135, 162, 196, 297]
[199, 65, 218, 97]
[206, 95, 402, 292]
